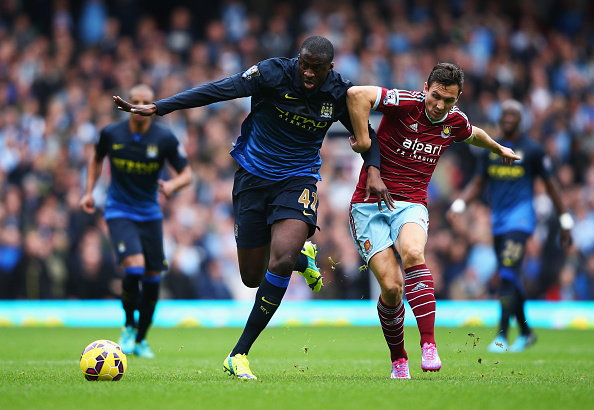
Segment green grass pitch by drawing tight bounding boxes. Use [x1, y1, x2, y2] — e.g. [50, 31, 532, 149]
[0, 326, 591, 409]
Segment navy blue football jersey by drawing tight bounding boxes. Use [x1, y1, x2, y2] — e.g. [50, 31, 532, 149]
[476, 135, 553, 235]
[95, 120, 189, 221]
[154, 57, 378, 181]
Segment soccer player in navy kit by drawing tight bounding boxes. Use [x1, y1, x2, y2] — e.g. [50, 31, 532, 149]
[113, 36, 389, 379]
[347, 63, 520, 378]
[448, 99, 573, 353]
[80, 84, 192, 359]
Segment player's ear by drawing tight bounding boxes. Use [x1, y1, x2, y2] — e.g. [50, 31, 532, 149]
[423, 82, 428, 93]
[329, 62, 334, 71]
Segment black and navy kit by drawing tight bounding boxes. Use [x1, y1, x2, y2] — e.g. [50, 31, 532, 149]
[96, 120, 189, 221]
[154, 57, 380, 181]
[476, 135, 553, 236]
[476, 135, 553, 281]
[106, 218, 167, 270]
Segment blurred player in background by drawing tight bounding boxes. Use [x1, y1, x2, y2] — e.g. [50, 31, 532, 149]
[113, 36, 389, 379]
[447, 99, 573, 353]
[80, 84, 192, 358]
[347, 63, 520, 378]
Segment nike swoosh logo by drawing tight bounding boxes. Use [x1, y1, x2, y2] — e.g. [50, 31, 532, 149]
[284, 93, 299, 100]
[112, 144, 124, 150]
[303, 211, 313, 216]
[262, 297, 279, 306]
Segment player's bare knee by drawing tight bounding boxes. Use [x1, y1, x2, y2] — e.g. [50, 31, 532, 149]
[267, 256, 294, 278]
[239, 270, 264, 288]
[122, 254, 145, 267]
[401, 248, 425, 267]
[243, 279, 260, 288]
[145, 270, 160, 278]
[388, 282, 404, 299]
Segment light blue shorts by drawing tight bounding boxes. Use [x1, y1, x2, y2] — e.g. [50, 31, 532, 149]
[349, 201, 429, 263]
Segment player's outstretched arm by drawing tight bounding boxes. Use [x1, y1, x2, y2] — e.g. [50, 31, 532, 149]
[346, 86, 379, 153]
[113, 96, 157, 116]
[466, 126, 521, 165]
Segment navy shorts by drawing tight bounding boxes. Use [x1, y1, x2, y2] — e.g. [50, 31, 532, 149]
[232, 167, 320, 249]
[106, 218, 167, 271]
[494, 231, 530, 276]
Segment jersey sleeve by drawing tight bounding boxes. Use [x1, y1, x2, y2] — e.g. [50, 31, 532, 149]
[95, 126, 110, 158]
[532, 143, 554, 180]
[154, 74, 250, 116]
[230, 58, 285, 97]
[451, 107, 473, 142]
[373, 88, 422, 115]
[165, 133, 189, 172]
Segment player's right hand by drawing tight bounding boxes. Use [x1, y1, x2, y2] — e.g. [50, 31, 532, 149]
[365, 166, 394, 212]
[113, 96, 157, 116]
[79, 193, 96, 214]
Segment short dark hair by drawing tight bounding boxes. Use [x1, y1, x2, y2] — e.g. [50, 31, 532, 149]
[299, 36, 334, 63]
[427, 63, 464, 94]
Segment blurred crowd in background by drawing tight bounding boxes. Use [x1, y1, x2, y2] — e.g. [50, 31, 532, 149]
[0, 0, 593, 302]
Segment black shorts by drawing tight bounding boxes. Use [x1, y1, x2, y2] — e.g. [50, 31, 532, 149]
[494, 231, 530, 276]
[106, 218, 167, 271]
[232, 167, 320, 249]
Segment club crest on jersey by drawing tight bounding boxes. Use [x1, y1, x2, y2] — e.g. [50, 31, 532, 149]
[242, 65, 260, 80]
[441, 125, 452, 138]
[146, 144, 158, 158]
[117, 241, 126, 253]
[363, 239, 373, 253]
[320, 102, 333, 119]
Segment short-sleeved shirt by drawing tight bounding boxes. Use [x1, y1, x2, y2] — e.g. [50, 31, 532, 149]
[476, 135, 553, 235]
[95, 120, 188, 221]
[352, 87, 472, 206]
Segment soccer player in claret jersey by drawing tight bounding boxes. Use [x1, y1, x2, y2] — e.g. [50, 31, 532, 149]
[113, 36, 389, 379]
[447, 99, 573, 353]
[80, 84, 192, 358]
[346, 63, 521, 378]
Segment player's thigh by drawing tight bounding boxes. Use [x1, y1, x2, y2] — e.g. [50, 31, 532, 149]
[106, 218, 144, 266]
[392, 202, 429, 263]
[349, 202, 393, 263]
[494, 231, 530, 273]
[268, 176, 320, 240]
[138, 219, 167, 272]
[233, 179, 272, 250]
[232, 170, 275, 282]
